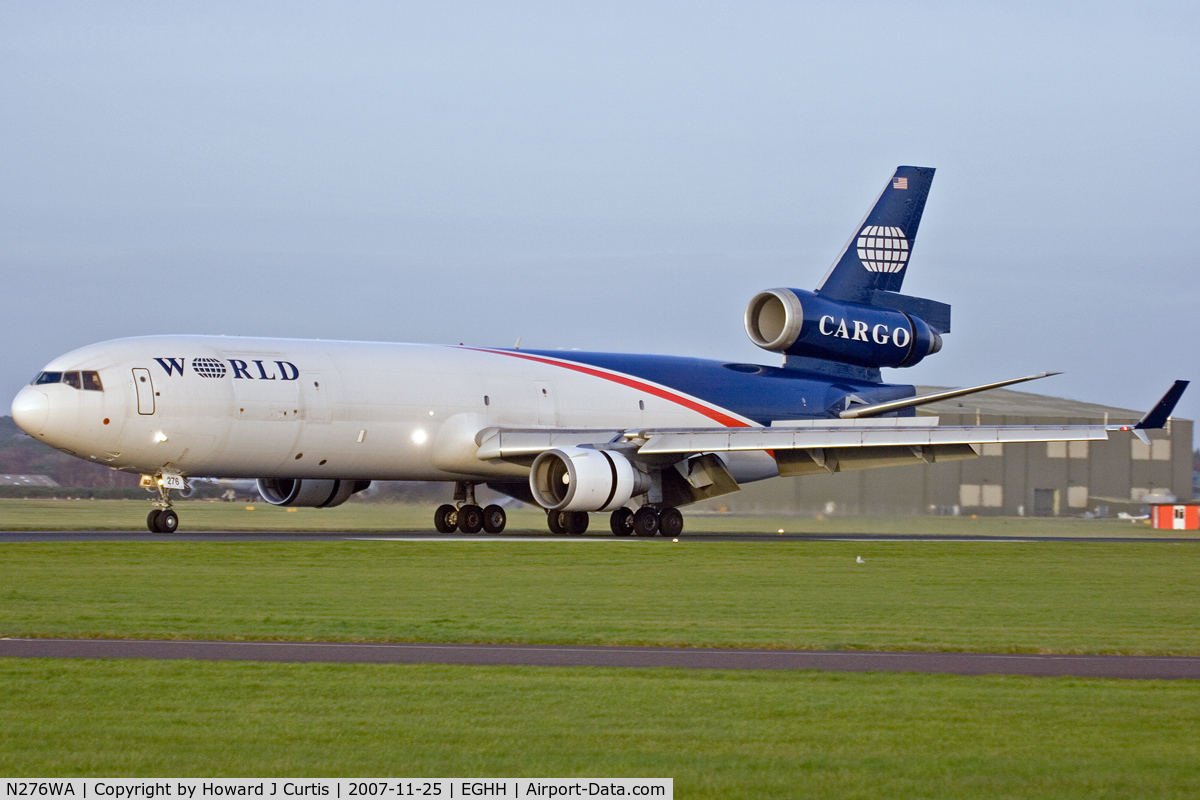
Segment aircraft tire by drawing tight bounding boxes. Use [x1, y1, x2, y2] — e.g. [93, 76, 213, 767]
[458, 504, 484, 533]
[434, 504, 458, 533]
[610, 507, 634, 536]
[547, 510, 566, 534]
[482, 504, 507, 533]
[633, 507, 659, 537]
[566, 511, 589, 535]
[659, 507, 683, 537]
[158, 509, 179, 533]
[146, 509, 162, 533]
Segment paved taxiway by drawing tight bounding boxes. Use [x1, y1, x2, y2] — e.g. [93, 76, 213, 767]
[2, 638, 1197, 679]
[2, 530, 1197, 543]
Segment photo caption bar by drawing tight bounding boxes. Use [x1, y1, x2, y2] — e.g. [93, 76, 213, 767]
[0, 780, 671, 800]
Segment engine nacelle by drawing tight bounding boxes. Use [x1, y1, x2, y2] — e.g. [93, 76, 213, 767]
[745, 287, 941, 369]
[256, 478, 371, 508]
[529, 447, 649, 512]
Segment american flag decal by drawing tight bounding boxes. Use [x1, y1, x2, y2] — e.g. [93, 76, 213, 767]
[892, 176, 908, 189]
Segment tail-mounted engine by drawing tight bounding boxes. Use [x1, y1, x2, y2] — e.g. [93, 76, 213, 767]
[745, 287, 942, 370]
[256, 478, 372, 508]
[530, 447, 650, 512]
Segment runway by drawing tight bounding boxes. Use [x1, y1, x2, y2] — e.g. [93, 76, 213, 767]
[2, 638, 1198, 679]
[2, 530, 1198, 543]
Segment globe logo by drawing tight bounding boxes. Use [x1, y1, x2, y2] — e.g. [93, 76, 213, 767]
[856, 225, 909, 273]
[192, 357, 227, 379]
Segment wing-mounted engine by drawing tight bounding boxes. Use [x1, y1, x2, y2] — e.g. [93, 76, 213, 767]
[477, 430, 744, 511]
[745, 288, 942, 371]
[529, 447, 650, 512]
[256, 478, 371, 508]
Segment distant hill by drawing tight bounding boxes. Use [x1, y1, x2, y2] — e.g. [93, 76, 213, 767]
[0, 416, 138, 488]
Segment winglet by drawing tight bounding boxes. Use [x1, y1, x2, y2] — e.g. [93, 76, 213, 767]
[1134, 380, 1189, 430]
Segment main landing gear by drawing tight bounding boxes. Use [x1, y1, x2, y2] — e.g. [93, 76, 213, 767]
[600, 468, 684, 537]
[547, 509, 589, 535]
[434, 481, 507, 534]
[612, 505, 683, 537]
[545, 506, 683, 537]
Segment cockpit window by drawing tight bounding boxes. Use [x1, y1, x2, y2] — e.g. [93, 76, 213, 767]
[32, 370, 104, 390]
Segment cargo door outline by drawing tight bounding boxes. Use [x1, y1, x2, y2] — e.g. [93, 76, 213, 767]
[132, 368, 155, 415]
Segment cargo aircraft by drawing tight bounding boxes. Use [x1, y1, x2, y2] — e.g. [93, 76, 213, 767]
[10, 167, 1187, 535]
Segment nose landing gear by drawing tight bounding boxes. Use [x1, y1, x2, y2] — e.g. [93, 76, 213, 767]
[144, 473, 182, 533]
[147, 508, 178, 533]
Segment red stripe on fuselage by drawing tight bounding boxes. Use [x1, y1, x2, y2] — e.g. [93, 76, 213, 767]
[461, 348, 752, 428]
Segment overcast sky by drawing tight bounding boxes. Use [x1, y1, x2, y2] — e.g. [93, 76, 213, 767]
[2, 2, 1197, 424]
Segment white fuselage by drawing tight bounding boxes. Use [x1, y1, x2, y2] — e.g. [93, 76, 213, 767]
[10, 335, 778, 485]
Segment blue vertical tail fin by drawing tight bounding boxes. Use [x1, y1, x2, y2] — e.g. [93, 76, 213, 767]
[816, 166, 935, 304]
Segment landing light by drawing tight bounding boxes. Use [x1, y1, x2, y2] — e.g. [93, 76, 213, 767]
[412, 429, 428, 445]
[152, 431, 168, 443]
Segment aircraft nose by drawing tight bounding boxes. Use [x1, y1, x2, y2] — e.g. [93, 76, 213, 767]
[11, 387, 49, 435]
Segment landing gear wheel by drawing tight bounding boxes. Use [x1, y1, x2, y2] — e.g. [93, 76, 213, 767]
[434, 504, 458, 533]
[547, 510, 566, 534]
[157, 509, 179, 533]
[565, 511, 589, 535]
[458, 504, 484, 533]
[610, 507, 634, 537]
[482, 504, 507, 534]
[659, 507, 683, 538]
[147, 509, 162, 533]
[633, 507, 660, 537]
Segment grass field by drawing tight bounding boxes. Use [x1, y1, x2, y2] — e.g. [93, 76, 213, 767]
[3, 540, 1199, 654]
[4, 505, 1198, 793]
[0, 498, 1183, 537]
[2, 659, 1199, 798]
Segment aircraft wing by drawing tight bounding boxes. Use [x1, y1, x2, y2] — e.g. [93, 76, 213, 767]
[475, 418, 1113, 485]
[476, 381, 1188, 468]
[630, 421, 1110, 455]
[475, 419, 1108, 460]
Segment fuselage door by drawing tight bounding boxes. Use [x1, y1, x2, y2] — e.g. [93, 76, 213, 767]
[301, 372, 330, 423]
[132, 368, 155, 415]
[534, 380, 557, 425]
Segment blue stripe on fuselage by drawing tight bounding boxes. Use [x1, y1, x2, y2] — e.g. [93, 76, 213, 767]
[520, 350, 916, 425]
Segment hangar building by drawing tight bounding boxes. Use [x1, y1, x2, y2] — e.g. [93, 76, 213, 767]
[694, 387, 1194, 516]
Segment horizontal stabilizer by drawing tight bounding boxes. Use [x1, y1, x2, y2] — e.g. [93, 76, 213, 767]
[869, 290, 951, 333]
[839, 372, 1060, 419]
